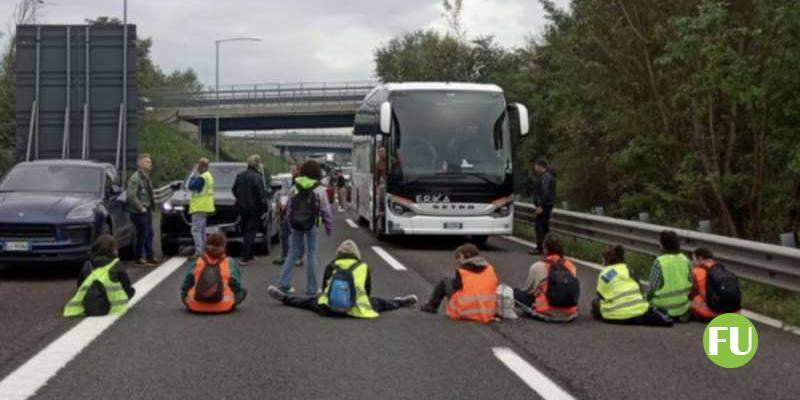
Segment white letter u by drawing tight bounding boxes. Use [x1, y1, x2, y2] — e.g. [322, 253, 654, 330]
[729, 327, 754, 356]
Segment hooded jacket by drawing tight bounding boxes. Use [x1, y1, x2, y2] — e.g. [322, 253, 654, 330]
[450, 256, 491, 293]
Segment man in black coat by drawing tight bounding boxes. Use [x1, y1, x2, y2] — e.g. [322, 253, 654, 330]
[531, 158, 556, 254]
[232, 155, 269, 265]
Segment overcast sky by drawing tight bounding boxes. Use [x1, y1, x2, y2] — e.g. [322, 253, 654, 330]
[1, 0, 570, 86]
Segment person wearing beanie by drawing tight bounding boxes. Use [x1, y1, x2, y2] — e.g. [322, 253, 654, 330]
[268, 239, 417, 318]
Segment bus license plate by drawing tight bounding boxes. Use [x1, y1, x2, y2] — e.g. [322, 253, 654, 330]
[444, 222, 462, 230]
[4, 242, 31, 252]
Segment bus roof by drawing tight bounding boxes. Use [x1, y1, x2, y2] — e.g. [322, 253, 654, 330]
[382, 82, 503, 93]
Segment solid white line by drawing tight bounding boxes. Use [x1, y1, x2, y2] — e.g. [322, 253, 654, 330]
[371, 246, 407, 271]
[493, 347, 576, 400]
[345, 218, 358, 229]
[501, 235, 800, 337]
[0, 257, 187, 400]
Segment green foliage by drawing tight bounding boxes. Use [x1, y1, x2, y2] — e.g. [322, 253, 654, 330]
[137, 119, 213, 186]
[220, 137, 289, 176]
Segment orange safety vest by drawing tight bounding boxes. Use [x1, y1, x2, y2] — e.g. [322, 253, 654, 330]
[690, 260, 739, 320]
[534, 255, 579, 318]
[446, 265, 499, 323]
[186, 255, 236, 313]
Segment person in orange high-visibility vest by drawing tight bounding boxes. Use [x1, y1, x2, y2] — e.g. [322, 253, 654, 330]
[420, 244, 499, 323]
[513, 234, 579, 322]
[689, 247, 740, 321]
[181, 233, 247, 313]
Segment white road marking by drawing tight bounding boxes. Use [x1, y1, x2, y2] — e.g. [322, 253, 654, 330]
[345, 218, 359, 228]
[493, 347, 576, 400]
[0, 257, 187, 400]
[371, 246, 407, 271]
[502, 235, 800, 337]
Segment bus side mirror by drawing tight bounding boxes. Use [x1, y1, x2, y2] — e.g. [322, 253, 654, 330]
[514, 103, 529, 136]
[380, 101, 392, 134]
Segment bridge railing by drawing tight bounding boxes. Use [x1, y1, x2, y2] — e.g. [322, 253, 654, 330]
[514, 202, 800, 293]
[144, 80, 378, 108]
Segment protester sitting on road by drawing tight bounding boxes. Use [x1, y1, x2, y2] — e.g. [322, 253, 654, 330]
[511, 234, 580, 322]
[646, 230, 693, 321]
[591, 245, 672, 326]
[181, 233, 247, 313]
[275, 160, 334, 295]
[420, 244, 499, 323]
[187, 157, 214, 258]
[689, 247, 742, 321]
[268, 240, 417, 317]
[64, 235, 135, 317]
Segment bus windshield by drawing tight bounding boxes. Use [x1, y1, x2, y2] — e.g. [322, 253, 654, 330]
[388, 90, 511, 185]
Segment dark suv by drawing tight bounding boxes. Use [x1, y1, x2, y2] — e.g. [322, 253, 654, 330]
[0, 160, 134, 264]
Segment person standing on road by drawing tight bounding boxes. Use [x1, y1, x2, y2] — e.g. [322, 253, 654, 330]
[647, 230, 693, 321]
[181, 233, 247, 313]
[187, 158, 215, 258]
[335, 169, 347, 212]
[274, 165, 305, 266]
[420, 244, 499, 323]
[591, 245, 672, 326]
[530, 158, 556, 255]
[511, 234, 579, 322]
[232, 155, 269, 266]
[126, 153, 158, 267]
[275, 160, 334, 295]
[64, 235, 135, 317]
[268, 240, 417, 317]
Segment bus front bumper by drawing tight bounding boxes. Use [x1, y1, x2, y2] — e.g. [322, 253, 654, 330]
[386, 213, 513, 236]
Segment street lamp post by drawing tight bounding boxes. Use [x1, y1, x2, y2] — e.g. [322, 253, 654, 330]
[215, 37, 261, 161]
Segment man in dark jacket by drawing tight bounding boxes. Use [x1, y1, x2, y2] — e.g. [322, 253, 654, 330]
[232, 155, 269, 265]
[531, 158, 556, 255]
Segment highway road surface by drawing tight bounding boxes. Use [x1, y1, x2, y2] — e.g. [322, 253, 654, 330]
[1, 214, 798, 399]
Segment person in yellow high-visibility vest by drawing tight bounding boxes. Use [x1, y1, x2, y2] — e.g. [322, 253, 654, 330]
[64, 235, 135, 317]
[187, 158, 215, 258]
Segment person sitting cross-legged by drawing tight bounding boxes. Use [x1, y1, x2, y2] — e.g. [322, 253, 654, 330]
[181, 233, 247, 313]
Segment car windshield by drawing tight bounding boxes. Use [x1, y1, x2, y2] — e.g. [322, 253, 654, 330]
[205, 164, 246, 191]
[389, 90, 511, 185]
[0, 165, 103, 194]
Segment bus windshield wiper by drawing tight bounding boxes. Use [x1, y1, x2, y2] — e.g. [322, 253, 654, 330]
[434, 172, 500, 185]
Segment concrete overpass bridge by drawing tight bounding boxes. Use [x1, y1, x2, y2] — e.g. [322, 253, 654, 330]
[146, 81, 375, 147]
[229, 131, 352, 156]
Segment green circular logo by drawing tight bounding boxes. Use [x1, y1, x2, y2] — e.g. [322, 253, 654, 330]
[703, 313, 758, 368]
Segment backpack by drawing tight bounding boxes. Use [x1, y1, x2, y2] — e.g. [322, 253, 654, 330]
[83, 280, 111, 316]
[289, 183, 320, 231]
[496, 284, 518, 320]
[194, 258, 224, 303]
[327, 262, 358, 313]
[705, 263, 741, 312]
[546, 259, 580, 308]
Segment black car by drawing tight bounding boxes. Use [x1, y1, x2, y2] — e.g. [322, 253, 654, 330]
[0, 160, 134, 264]
[160, 162, 280, 255]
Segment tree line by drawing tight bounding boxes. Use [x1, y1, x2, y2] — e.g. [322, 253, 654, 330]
[374, 0, 800, 241]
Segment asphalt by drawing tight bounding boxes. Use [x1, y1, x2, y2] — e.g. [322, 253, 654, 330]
[2, 213, 799, 399]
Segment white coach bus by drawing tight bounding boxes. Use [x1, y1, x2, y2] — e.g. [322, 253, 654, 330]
[350, 82, 529, 244]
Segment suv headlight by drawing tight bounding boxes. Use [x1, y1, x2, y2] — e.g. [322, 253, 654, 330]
[67, 203, 96, 220]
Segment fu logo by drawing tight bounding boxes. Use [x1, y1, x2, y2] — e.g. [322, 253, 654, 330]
[703, 314, 758, 368]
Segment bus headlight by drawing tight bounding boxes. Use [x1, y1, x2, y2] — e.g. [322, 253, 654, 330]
[388, 197, 414, 217]
[492, 204, 512, 218]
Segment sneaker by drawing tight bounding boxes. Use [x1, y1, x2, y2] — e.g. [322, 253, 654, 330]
[528, 248, 542, 256]
[392, 294, 418, 308]
[146, 258, 160, 267]
[272, 257, 286, 266]
[420, 303, 438, 314]
[135, 258, 148, 267]
[267, 285, 288, 302]
[238, 258, 250, 267]
[675, 313, 692, 323]
[295, 258, 304, 267]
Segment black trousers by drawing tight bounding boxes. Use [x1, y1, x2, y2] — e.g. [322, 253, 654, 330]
[283, 295, 401, 315]
[535, 205, 553, 251]
[240, 214, 260, 260]
[590, 299, 673, 327]
[426, 278, 458, 308]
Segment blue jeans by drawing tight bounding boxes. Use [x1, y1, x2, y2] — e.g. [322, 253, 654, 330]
[280, 218, 304, 259]
[277, 228, 319, 295]
[191, 213, 208, 257]
[130, 212, 153, 259]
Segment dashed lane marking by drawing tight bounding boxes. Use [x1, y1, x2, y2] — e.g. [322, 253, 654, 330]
[501, 235, 800, 337]
[371, 246, 407, 271]
[0, 257, 188, 400]
[345, 218, 359, 228]
[493, 347, 576, 400]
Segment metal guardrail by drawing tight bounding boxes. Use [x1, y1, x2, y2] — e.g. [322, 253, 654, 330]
[514, 202, 800, 293]
[144, 80, 378, 109]
[153, 183, 176, 204]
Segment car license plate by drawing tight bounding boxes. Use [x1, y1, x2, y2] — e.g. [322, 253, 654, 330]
[4, 242, 31, 252]
[443, 222, 462, 230]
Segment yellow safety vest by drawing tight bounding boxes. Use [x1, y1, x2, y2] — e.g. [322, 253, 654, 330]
[63, 259, 129, 317]
[190, 171, 215, 214]
[651, 253, 692, 317]
[318, 258, 379, 319]
[597, 263, 649, 320]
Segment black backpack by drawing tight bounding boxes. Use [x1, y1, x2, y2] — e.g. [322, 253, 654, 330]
[194, 258, 224, 303]
[705, 263, 741, 312]
[546, 259, 580, 307]
[83, 280, 111, 316]
[289, 183, 320, 231]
